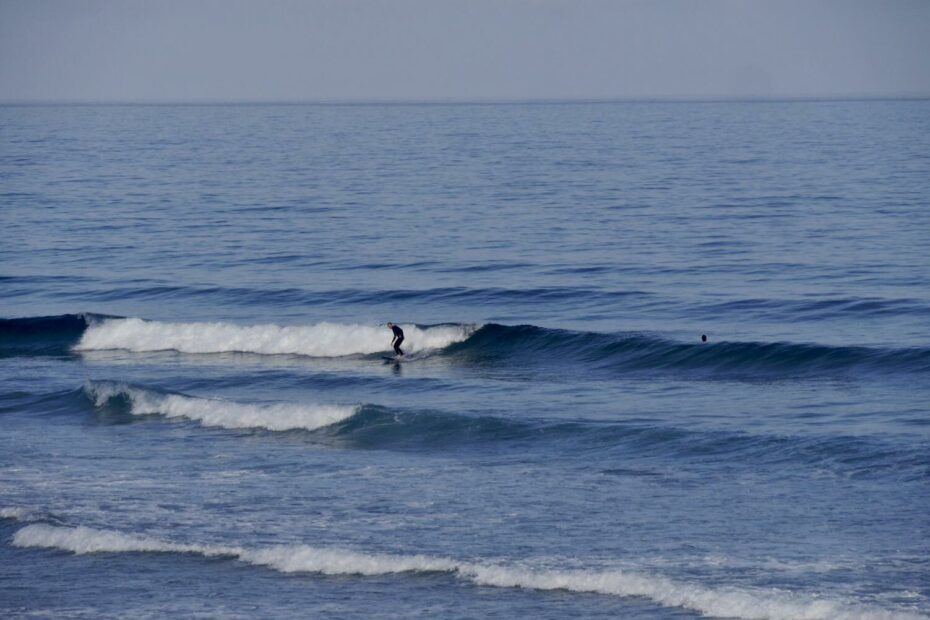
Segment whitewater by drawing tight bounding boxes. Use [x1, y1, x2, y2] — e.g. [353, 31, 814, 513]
[8, 520, 925, 620]
[75, 318, 476, 357]
[2, 102, 929, 619]
[84, 381, 360, 431]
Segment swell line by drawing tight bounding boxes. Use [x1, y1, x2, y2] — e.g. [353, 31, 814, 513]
[6, 382, 919, 479]
[3, 314, 929, 379]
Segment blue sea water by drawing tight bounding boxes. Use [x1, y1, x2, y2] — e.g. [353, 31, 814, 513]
[1, 101, 929, 619]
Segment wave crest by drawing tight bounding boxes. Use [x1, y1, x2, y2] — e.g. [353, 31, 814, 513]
[6, 314, 929, 378]
[0, 313, 101, 356]
[450, 324, 930, 377]
[75, 318, 476, 357]
[85, 382, 358, 432]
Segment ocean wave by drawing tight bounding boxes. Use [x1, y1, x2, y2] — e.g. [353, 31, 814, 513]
[78, 383, 926, 479]
[5, 314, 929, 378]
[332, 408, 927, 478]
[12, 523, 924, 620]
[84, 382, 357, 432]
[0, 313, 102, 356]
[449, 324, 930, 377]
[82, 381, 538, 443]
[0, 507, 42, 522]
[75, 318, 476, 357]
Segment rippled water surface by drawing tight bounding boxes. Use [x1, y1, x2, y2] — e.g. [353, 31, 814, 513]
[2, 101, 929, 619]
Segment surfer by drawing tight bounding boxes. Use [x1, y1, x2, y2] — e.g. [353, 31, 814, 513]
[387, 322, 404, 356]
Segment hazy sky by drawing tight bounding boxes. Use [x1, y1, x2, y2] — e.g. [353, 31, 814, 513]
[1, 0, 929, 102]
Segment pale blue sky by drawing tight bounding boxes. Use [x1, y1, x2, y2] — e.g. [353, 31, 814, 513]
[1, 0, 929, 102]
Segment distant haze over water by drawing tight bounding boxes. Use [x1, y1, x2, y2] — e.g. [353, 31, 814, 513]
[1, 0, 929, 103]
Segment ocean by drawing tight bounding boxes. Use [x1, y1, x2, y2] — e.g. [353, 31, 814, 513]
[1, 101, 928, 619]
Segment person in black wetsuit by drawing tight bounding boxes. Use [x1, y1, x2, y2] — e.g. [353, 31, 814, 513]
[387, 322, 404, 356]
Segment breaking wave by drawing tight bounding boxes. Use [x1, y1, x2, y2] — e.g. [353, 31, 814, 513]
[4, 314, 929, 379]
[84, 381, 357, 432]
[11, 522, 924, 620]
[0, 313, 102, 356]
[5, 382, 914, 478]
[75, 318, 476, 357]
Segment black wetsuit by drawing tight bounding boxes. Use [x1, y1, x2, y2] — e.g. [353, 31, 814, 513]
[391, 325, 405, 356]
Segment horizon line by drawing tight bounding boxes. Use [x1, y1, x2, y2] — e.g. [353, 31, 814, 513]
[2, 94, 930, 107]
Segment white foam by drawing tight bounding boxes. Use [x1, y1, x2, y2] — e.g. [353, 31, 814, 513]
[13, 523, 925, 620]
[85, 382, 358, 432]
[13, 524, 239, 557]
[12, 524, 451, 575]
[241, 546, 458, 576]
[75, 318, 475, 357]
[0, 507, 39, 521]
[461, 565, 894, 620]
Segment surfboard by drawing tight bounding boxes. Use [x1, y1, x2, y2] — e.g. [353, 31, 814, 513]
[383, 352, 420, 362]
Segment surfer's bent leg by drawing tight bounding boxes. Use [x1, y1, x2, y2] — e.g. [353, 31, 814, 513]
[394, 336, 404, 356]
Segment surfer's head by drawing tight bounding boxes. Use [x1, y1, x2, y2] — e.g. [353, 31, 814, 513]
[387, 322, 393, 328]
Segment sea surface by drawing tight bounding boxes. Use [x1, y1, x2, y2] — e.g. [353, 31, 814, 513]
[1, 101, 929, 619]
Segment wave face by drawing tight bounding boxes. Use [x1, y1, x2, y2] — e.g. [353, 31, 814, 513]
[11, 523, 922, 620]
[81, 381, 551, 448]
[75, 382, 924, 479]
[84, 382, 358, 432]
[449, 324, 930, 378]
[0, 314, 93, 356]
[5, 314, 927, 379]
[75, 318, 476, 357]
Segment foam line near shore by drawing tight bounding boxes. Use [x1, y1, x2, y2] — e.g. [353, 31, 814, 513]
[11, 522, 924, 620]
